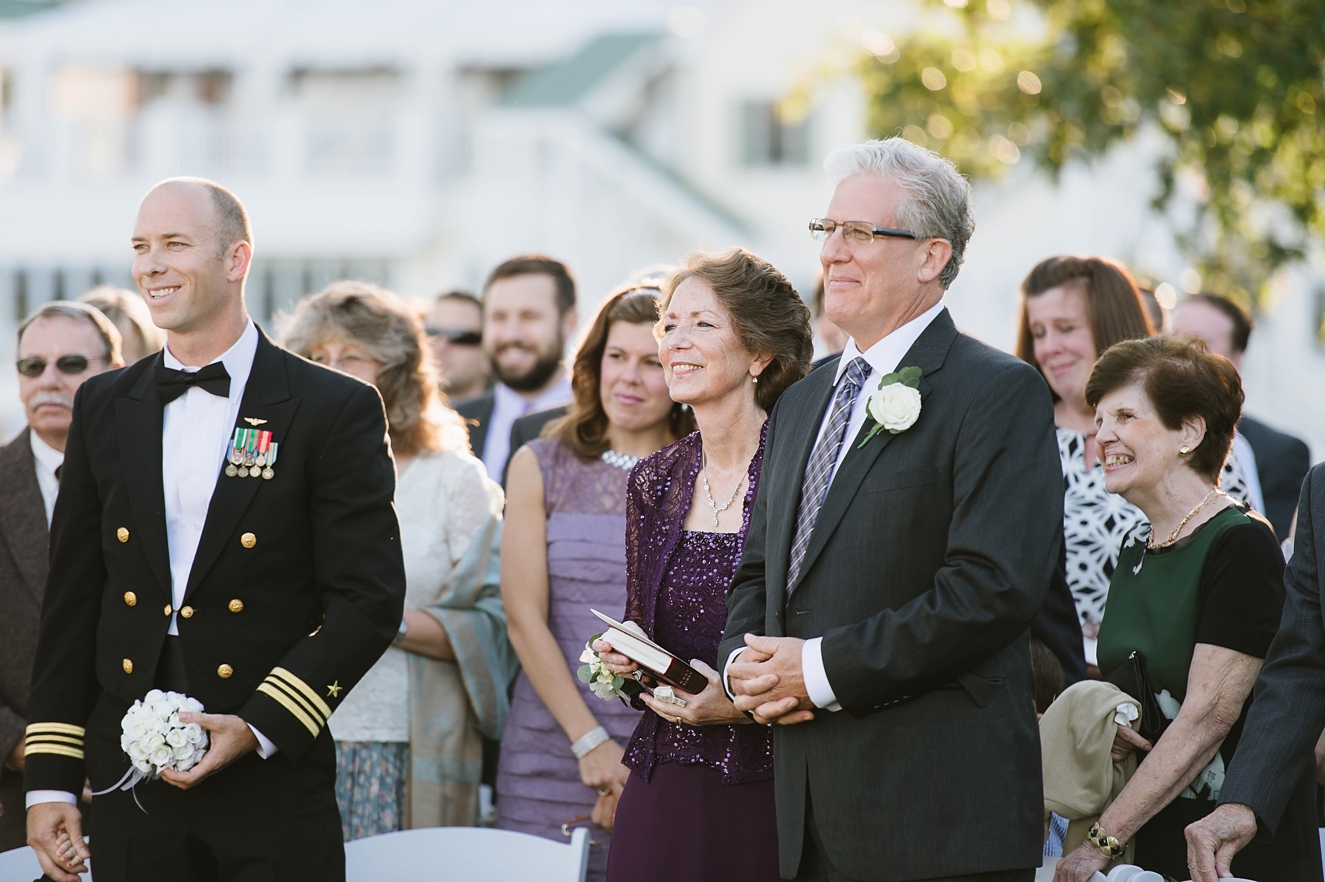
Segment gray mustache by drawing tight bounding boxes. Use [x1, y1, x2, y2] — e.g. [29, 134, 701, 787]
[28, 391, 75, 410]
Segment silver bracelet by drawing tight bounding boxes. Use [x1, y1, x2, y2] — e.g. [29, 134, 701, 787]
[571, 726, 610, 759]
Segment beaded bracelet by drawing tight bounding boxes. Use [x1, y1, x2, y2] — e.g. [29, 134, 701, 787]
[571, 726, 610, 759]
[1088, 822, 1125, 858]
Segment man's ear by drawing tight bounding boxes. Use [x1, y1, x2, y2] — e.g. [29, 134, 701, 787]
[560, 307, 579, 342]
[225, 240, 252, 283]
[917, 239, 953, 285]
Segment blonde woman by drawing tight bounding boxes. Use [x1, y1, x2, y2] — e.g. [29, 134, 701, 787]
[283, 281, 515, 839]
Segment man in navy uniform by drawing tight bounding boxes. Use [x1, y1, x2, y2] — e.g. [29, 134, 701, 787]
[24, 178, 405, 882]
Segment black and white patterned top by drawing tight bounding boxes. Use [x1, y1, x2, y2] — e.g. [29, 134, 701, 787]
[1058, 427, 1250, 627]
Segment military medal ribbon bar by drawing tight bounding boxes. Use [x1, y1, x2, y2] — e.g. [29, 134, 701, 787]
[228, 427, 278, 480]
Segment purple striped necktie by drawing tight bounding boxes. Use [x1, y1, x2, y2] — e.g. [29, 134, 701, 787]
[786, 356, 871, 592]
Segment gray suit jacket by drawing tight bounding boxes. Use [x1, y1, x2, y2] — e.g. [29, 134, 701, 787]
[719, 310, 1063, 881]
[1220, 462, 1325, 833]
[0, 427, 50, 759]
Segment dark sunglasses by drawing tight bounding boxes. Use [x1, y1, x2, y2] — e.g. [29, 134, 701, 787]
[16, 355, 104, 378]
[425, 327, 482, 346]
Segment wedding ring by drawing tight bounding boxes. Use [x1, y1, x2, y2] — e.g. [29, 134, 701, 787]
[597, 787, 611, 795]
[673, 714, 683, 724]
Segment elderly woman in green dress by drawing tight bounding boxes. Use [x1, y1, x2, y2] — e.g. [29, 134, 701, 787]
[1052, 335, 1319, 882]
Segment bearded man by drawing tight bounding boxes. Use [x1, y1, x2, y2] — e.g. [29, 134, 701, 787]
[454, 255, 578, 482]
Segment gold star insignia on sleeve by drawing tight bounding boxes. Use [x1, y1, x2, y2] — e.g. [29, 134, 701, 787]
[326, 681, 342, 698]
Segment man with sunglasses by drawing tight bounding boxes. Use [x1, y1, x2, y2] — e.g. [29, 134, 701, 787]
[23, 177, 405, 882]
[0, 302, 124, 852]
[425, 290, 490, 402]
[720, 138, 1061, 881]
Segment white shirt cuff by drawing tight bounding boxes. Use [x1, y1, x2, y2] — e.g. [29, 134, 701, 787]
[803, 637, 841, 712]
[722, 647, 749, 700]
[248, 724, 278, 758]
[26, 789, 77, 809]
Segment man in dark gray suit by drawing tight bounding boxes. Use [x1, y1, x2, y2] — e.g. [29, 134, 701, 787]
[1185, 462, 1325, 880]
[721, 138, 1062, 881]
[1170, 293, 1310, 540]
[0, 301, 123, 850]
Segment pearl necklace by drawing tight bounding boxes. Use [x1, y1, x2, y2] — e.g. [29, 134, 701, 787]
[1146, 487, 1227, 550]
[600, 450, 640, 472]
[701, 450, 746, 527]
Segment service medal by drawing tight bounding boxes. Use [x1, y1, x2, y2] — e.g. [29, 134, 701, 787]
[225, 464, 239, 477]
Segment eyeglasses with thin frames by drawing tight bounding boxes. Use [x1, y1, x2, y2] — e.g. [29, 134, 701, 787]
[16, 355, 105, 378]
[809, 218, 918, 245]
[424, 327, 483, 346]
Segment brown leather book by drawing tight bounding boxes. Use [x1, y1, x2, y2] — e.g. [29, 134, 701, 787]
[591, 609, 708, 694]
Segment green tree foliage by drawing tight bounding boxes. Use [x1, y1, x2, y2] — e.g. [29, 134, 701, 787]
[857, 0, 1325, 302]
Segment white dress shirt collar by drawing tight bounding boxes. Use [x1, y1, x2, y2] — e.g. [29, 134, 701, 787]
[162, 320, 259, 402]
[833, 301, 946, 387]
[29, 429, 64, 526]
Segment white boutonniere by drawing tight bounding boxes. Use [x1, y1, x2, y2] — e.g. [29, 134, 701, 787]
[858, 366, 923, 448]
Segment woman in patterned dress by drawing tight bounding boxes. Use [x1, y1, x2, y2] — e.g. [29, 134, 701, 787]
[1015, 257, 1251, 660]
[497, 284, 694, 882]
[595, 249, 812, 882]
[283, 281, 514, 840]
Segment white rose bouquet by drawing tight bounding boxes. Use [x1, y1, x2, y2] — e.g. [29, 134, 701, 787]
[94, 689, 210, 802]
[858, 366, 923, 448]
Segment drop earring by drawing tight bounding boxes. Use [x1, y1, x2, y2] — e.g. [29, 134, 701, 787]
[751, 375, 758, 384]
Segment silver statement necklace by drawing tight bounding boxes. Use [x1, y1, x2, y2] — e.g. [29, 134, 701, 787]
[601, 450, 640, 472]
[701, 450, 746, 527]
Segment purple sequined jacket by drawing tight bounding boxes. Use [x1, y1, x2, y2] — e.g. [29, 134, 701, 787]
[620, 427, 773, 785]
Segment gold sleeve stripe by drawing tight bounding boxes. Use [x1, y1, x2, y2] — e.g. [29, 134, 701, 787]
[270, 667, 332, 719]
[256, 683, 321, 738]
[25, 722, 86, 737]
[25, 734, 84, 747]
[261, 676, 324, 728]
[25, 743, 85, 760]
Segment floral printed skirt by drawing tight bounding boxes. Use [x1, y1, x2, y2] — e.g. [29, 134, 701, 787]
[334, 740, 409, 842]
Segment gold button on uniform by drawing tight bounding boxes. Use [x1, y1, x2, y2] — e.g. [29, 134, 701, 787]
[228, 599, 244, 613]
[116, 527, 129, 543]
[122, 658, 133, 674]
[240, 532, 257, 549]
[180, 606, 194, 619]
[124, 592, 137, 607]
[164, 604, 173, 617]
[217, 664, 234, 679]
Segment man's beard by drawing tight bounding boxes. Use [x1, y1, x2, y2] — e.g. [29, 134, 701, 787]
[492, 342, 563, 392]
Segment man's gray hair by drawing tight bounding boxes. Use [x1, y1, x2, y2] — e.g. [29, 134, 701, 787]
[824, 138, 975, 289]
[17, 301, 124, 365]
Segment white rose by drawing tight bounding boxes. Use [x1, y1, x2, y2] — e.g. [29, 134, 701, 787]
[120, 734, 134, 753]
[176, 755, 197, 772]
[867, 383, 922, 433]
[141, 732, 166, 752]
[183, 697, 204, 713]
[579, 646, 597, 665]
[150, 700, 174, 719]
[126, 720, 147, 740]
[172, 742, 193, 759]
[128, 742, 148, 761]
[133, 758, 153, 776]
[166, 729, 188, 748]
[144, 689, 165, 704]
[184, 724, 204, 744]
[150, 745, 173, 767]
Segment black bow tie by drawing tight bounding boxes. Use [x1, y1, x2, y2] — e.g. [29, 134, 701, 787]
[155, 362, 232, 404]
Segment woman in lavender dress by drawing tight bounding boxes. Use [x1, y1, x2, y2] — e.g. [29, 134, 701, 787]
[598, 249, 812, 882]
[497, 284, 695, 882]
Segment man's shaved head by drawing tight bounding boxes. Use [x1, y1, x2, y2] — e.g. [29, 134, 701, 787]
[150, 177, 252, 257]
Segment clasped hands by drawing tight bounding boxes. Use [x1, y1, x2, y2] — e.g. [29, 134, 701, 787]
[594, 631, 815, 727]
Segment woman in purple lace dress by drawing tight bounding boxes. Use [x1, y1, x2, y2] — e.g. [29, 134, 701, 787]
[598, 250, 812, 882]
[497, 284, 695, 882]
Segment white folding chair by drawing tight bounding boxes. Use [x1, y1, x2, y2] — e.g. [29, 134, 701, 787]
[344, 826, 590, 882]
[0, 844, 55, 881]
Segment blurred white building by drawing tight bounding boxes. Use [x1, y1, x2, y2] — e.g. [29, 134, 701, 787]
[1, 0, 1322, 458]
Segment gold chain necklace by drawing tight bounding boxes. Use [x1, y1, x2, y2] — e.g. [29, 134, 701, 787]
[1146, 486, 1226, 550]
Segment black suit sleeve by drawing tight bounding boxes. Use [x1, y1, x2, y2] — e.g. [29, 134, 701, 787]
[238, 383, 405, 761]
[1220, 466, 1325, 836]
[23, 385, 107, 793]
[820, 362, 1062, 713]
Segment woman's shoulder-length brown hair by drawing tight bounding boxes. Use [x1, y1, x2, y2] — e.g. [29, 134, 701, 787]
[658, 248, 813, 413]
[545, 282, 696, 461]
[281, 280, 467, 457]
[1015, 255, 1155, 395]
[1085, 334, 1243, 483]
